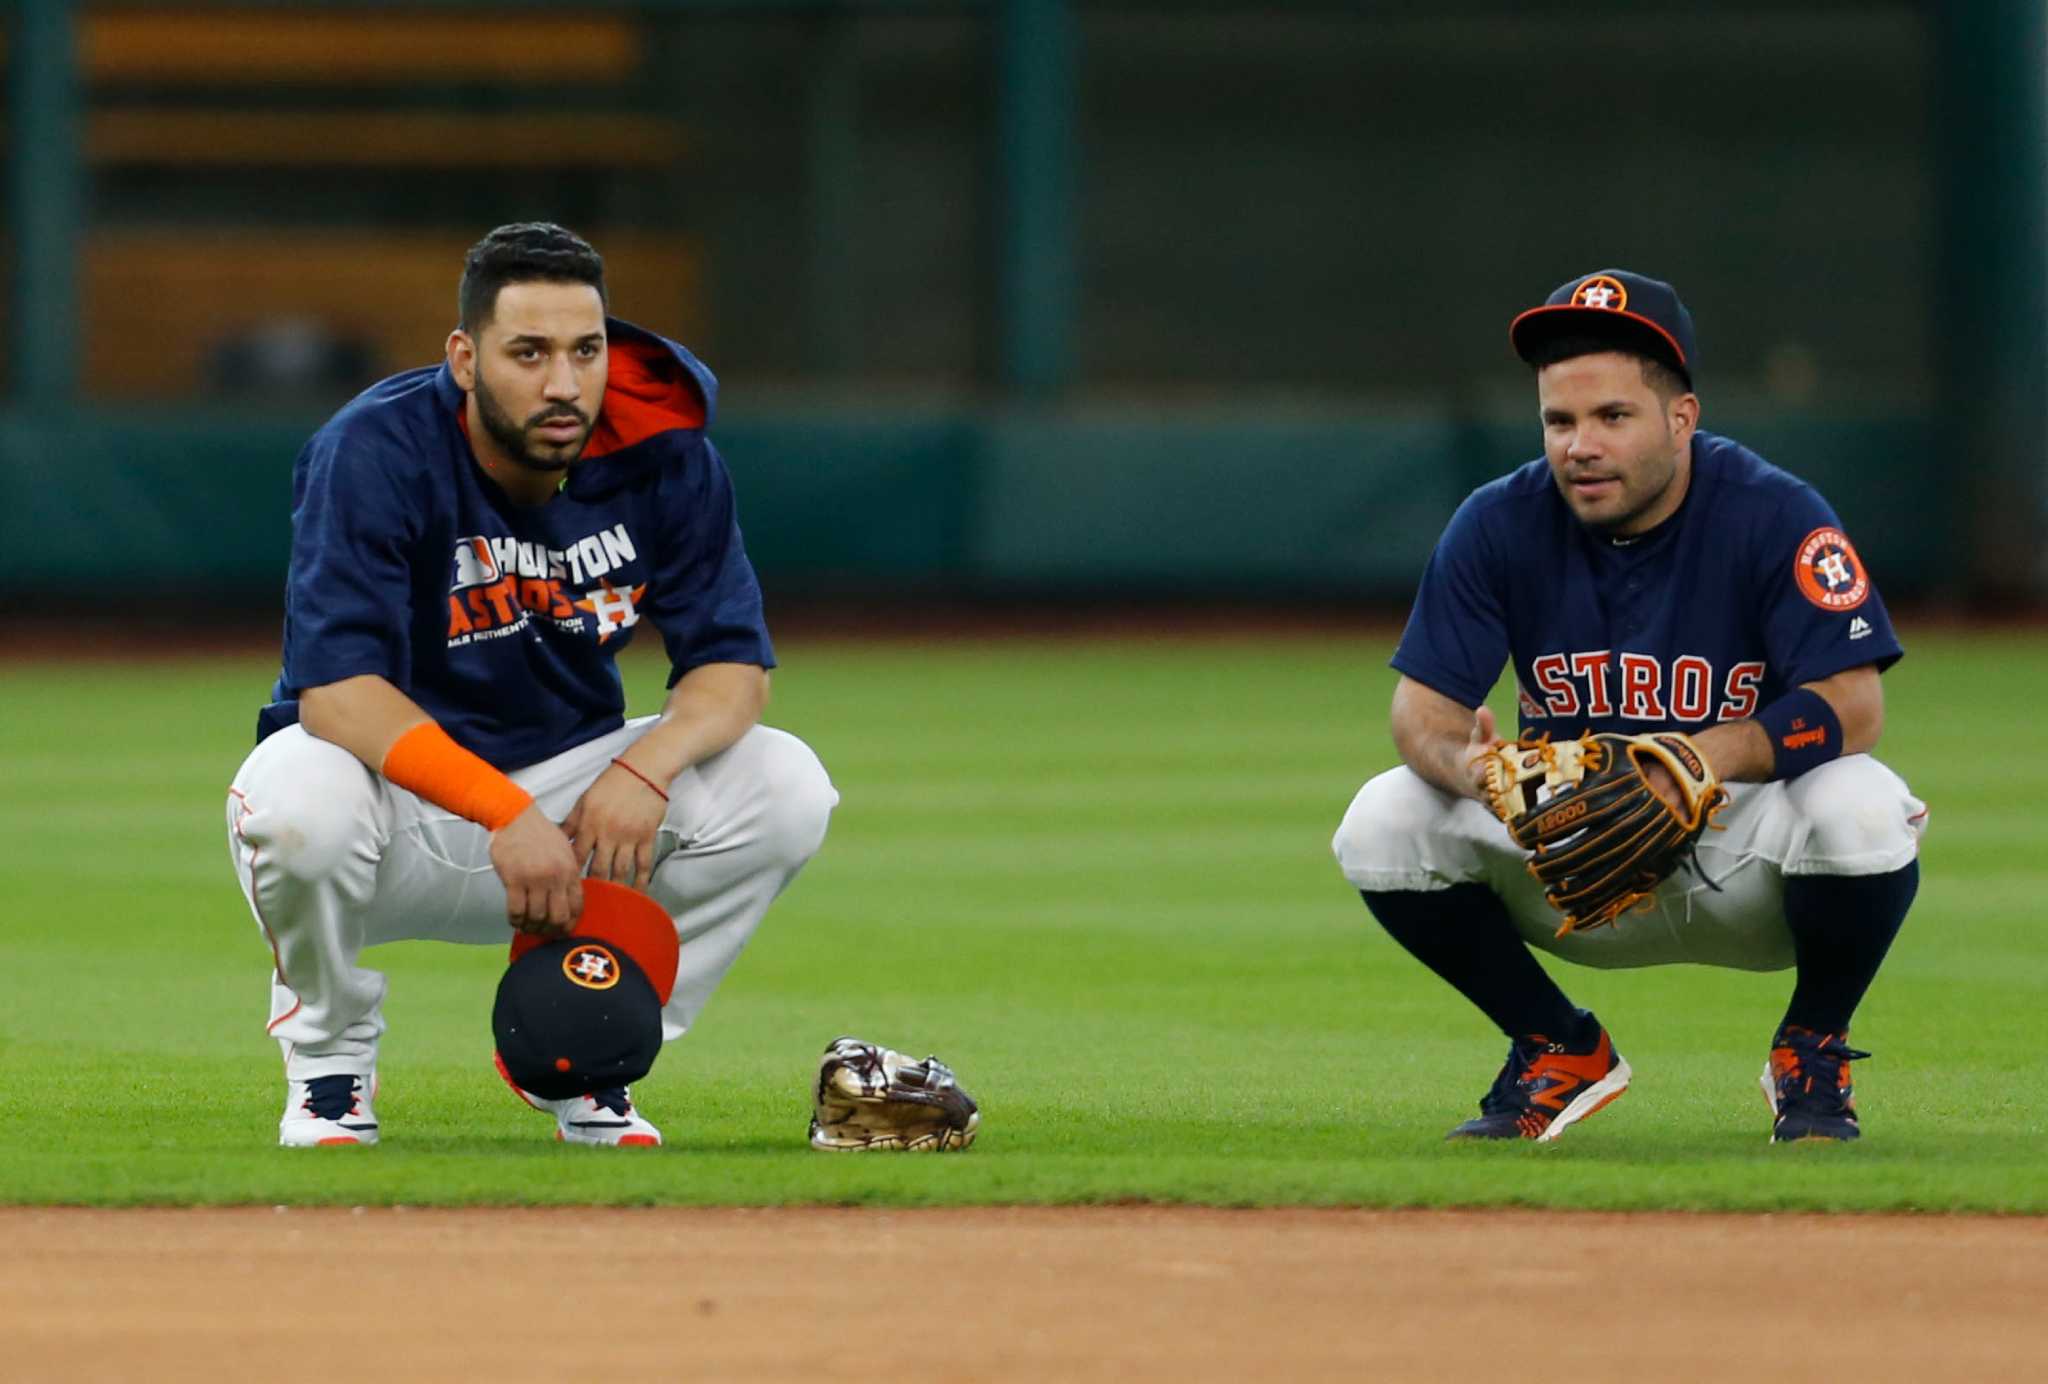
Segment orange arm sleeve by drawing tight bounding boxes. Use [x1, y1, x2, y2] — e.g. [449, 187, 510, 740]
[379, 722, 534, 831]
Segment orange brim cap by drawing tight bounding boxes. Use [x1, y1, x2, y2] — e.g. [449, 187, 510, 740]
[507, 879, 679, 1006]
[1507, 269, 1696, 384]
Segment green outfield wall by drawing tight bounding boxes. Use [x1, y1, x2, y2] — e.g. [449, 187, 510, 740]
[1, 3, 2035, 604]
[0, 410, 1942, 606]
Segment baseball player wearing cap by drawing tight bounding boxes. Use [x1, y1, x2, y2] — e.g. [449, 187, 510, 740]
[1332, 269, 1925, 1143]
[225, 223, 838, 1147]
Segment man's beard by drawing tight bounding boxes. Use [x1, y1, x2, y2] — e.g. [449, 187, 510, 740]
[473, 370, 593, 473]
[1566, 432, 1683, 534]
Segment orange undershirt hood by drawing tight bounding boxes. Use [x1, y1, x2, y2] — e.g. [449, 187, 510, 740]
[584, 315, 716, 460]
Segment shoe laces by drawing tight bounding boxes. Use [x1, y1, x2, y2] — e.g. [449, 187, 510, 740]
[1476, 1038, 1546, 1116]
[1772, 1029, 1870, 1108]
[304, 1074, 361, 1121]
[586, 1087, 632, 1117]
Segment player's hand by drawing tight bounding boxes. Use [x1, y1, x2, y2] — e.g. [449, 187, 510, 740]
[490, 804, 585, 935]
[1463, 706, 1506, 798]
[1641, 757, 1682, 814]
[562, 761, 669, 890]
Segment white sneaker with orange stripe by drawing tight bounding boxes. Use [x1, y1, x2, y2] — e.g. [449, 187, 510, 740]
[527, 1087, 663, 1147]
[493, 1055, 661, 1146]
[280, 1072, 379, 1147]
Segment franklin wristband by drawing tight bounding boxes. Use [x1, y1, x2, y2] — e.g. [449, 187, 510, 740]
[1753, 687, 1842, 781]
[381, 722, 534, 830]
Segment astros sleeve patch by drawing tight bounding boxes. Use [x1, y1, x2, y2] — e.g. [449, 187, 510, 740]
[1792, 527, 1871, 612]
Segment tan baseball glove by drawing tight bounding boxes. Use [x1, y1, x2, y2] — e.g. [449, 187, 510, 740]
[1482, 731, 1728, 936]
[808, 1037, 980, 1152]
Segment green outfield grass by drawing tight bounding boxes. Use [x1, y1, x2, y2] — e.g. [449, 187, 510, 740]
[1, 629, 2041, 1209]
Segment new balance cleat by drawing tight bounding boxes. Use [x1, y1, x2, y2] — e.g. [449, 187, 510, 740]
[494, 1052, 662, 1146]
[1763, 1026, 1869, 1143]
[280, 1072, 379, 1147]
[1446, 1024, 1631, 1142]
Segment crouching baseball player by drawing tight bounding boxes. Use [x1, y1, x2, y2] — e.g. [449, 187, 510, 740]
[225, 223, 837, 1147]
[1332, 270, 1925, 1144]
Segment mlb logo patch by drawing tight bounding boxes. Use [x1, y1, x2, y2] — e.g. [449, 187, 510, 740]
[451, 537, 501, 590]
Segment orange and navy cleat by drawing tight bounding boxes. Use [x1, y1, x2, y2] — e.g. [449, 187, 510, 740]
[1446, 1023, 1631, 1142]
[1762, 1027, 1869, 1143]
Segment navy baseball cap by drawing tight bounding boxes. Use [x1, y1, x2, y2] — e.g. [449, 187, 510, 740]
[1509, 269, 1697, 387]
[493, 880, 680, 1101]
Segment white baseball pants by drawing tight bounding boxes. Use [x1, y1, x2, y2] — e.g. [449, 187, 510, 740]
[1332, 754, 1926, 971]
[226, 718, 837, 1079]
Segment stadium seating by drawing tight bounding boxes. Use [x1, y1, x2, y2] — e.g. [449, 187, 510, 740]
[3, 10, 697, 399]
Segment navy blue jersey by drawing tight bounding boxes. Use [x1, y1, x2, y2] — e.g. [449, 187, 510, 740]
[259, 318, 774, 770]
[1392, 431, 1901, 736]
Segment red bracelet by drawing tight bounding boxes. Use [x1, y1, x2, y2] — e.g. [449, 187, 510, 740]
[609, 757, 670, 803]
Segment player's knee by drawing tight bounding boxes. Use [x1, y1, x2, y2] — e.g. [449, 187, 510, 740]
[232, 731, 382, 884]
[747, 730, 838, 868]
[1783, 755, 1921, 875]
[1331, 766, 1457, 886]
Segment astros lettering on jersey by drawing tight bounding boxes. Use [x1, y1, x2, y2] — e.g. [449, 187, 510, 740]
[1392, 431, 1901, 736]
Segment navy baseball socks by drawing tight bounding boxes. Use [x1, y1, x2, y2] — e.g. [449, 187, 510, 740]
[1361, 885, 1628, 1141]
[1361, 861, 1917, 1143]
[1361, 885, 1586, 1040]
[1779, 862, 1917, 1036]
[1765, 860, 1918, 1142]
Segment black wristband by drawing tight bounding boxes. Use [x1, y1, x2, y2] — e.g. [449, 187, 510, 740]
[1753, 687, 1842, 781]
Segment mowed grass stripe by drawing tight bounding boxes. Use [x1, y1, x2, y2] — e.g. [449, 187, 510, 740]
[0, 631, 2042, 1207]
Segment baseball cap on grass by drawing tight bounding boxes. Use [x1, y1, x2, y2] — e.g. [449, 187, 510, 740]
[1509, 269, 1697, 387]
[493, 880, 680, 1101]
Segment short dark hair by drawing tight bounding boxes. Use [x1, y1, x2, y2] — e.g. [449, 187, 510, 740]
[1525, 333, 1691, 401]
[458, 222, 607, 332]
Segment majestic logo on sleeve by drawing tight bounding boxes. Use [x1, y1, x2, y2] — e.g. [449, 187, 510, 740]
[1571, 275, 1628, 311]
[1792, 527, 1870, 612]
[445, 523, 646, 648]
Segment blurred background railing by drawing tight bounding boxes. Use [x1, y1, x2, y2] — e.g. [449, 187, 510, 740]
[3, 0, 2043, 613]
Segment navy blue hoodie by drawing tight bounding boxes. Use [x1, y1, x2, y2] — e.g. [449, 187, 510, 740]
[260, 319, 773, 770]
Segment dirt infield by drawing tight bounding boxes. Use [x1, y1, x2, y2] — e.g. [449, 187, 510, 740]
[4, 1207, 2042, 1382]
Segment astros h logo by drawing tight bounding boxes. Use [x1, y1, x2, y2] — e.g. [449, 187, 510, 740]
[1571, 275, 1629, 311]
[1792, 527, 1871, 612]
[563, 943, 621, 990]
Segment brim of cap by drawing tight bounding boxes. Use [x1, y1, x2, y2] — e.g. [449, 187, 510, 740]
[1508, 304, 1691, 379]
[507, 879, 680, 1005]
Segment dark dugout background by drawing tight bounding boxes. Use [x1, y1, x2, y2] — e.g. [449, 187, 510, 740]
[2, 1, 2041, 613]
